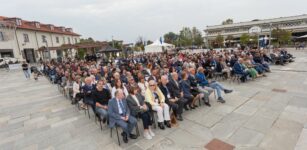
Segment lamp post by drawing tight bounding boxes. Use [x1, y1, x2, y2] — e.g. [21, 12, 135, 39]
[269, 23, 272, 51]
[43, 40, 50, 61]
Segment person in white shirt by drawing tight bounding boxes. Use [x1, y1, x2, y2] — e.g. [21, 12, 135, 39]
[145, 80, 171, 130]
[137, 74, 148, 97]
[72, 75, 81, 104]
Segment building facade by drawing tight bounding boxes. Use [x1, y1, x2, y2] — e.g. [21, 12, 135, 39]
[204, 14, 307, 44]
[0, 16, 81, 63]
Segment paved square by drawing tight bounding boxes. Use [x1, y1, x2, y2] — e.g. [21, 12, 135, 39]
[0, 50, 307, 150]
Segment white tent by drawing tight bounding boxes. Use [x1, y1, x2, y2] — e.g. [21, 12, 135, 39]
[144, 40, 175, 53]
[297, 34, 307, 39]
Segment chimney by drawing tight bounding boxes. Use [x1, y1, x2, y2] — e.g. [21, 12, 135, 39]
[4, 17, 22, 26]
[47, 24, 54, 30]
[32, 21, 40, 28]
[65, 28, 73, 32]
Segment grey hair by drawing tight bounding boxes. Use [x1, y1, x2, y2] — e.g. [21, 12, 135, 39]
[115, 89, 123, 97]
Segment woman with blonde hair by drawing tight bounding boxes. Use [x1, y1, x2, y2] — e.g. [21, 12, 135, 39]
[145, 80, 171, 130]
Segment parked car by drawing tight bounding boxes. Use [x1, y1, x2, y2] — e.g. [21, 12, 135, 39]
[0, 57, 19, 66]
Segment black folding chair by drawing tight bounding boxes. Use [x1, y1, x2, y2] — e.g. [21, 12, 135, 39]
[110, 125, 121, 146]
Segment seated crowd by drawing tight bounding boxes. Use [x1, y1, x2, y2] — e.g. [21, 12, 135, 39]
[40, 47, 293, 143]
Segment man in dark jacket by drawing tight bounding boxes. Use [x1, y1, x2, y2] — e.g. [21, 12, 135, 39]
[159, 75, 184, 121]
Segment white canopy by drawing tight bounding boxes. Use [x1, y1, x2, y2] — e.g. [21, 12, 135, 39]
[297, 34, 307, 38]
[144, 40, 175, 53]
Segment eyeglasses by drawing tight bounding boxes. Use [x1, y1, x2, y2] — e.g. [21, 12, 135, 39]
[149, 84, 155, 87]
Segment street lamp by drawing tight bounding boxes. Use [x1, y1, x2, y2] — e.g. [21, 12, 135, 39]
[43, 39, 50, 61]
[269, 23, 272, 50]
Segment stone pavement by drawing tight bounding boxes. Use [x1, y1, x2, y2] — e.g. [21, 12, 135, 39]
[0, 50, 307, 150]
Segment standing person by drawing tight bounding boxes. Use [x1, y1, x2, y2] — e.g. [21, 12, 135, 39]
[22, 61, 30, 79]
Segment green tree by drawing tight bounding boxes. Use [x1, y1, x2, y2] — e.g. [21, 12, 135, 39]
[146, 40, 153, 45]
[164, 32, 178, 44]
[179, 27, 193, 47]
[250, 35, 258, 46]
[215, 34, 224, 48]
[272, 28, 292, 46]
[191, 27, 204, 47]
[222, 19, 234, 25]
[135, 36, 145, 50]
[240, 33, 250, 46]
[79, 37, 95, 44]
[77, 48, 85, 59]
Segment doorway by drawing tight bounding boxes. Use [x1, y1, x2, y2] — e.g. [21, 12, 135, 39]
[24, 49, 36, 63]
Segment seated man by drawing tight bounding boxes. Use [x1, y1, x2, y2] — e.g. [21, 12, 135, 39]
[159, 75, 184, 121]
[92, 80, 111, 123]
[254, 52, 270, 71]
[233, 58, 250, 82]
[196, 67, 233, 103]
[168, 72, 190, 111]
[180, 71, 199, 109]
[81, 77, 96, 109]
[189, 67, 212, 107]
[108, 89, 138, 143]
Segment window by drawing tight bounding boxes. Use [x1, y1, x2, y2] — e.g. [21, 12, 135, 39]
[42, 35, 46, 43]
[23, 34, 29, 43]
[75, 38, 77, 43]
[56, 37, 59, 43]
[67, 37, 71, 44]
[35, 23, 40, 28]
[0, 32, 4, 41]
[16, 19, 22, 26]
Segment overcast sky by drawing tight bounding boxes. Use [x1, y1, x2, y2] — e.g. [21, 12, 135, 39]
[1, 0, 306, 43]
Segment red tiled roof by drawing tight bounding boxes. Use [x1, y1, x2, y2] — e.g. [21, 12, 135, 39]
[0, 16, 81, 36]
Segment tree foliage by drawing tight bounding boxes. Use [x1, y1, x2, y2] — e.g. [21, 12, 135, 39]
[240, 33, 250, 46]
[179, 27, 193, 46]
[222, 19, 234, 25]
[135, 36, 145, 50]
[164, 32, 178, 45]
[191, 27, 204, 47]
[272, 28, 292, 45]
[215, 34, 224, 48]
[79, 37, 95, 44]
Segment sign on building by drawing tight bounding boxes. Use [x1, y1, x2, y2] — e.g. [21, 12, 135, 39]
[249, 26, 262, 34]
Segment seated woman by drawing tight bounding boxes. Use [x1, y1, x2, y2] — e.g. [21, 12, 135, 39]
[111, 79, 129, 98]
[180, 71, 198, 109]
[72, 75, 82, 104]
[218, 56, 231, 79]
[127, 86, 155, 140]
[243, 57, 259, 79]
[145, 80, 171, 130]
[92, 80, 111, 123]
[137, 75, 148, 97]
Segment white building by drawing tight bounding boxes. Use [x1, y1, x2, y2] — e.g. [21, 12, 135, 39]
[0, 16, 81, 63]
[204, 14, 307, 44]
